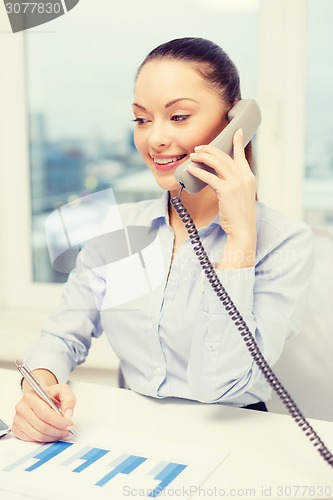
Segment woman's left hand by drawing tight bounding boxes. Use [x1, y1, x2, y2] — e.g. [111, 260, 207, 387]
[188, 128, 256, 242]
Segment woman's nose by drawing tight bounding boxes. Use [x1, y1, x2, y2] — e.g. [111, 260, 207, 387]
[148, 123, 172, 149]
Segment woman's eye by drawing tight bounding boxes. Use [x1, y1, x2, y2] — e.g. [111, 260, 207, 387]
[132, 117, 150, 125]
[171, 115, 190, 122]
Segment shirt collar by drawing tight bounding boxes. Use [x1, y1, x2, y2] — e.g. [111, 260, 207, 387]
[143, 191, 221, 228]
[138, 191, 169, 226]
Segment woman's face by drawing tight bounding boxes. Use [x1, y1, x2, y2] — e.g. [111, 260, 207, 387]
[133, 60, 228, 192]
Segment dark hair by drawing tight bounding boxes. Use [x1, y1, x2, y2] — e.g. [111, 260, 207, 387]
[136, 37, 253, 170]
[136, 37, 241, 107]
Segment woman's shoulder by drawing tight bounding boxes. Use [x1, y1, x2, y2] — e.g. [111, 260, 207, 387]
[118, 195, 167, 225]
[103, 193, 167, 228]
[255, 201, 313, 249]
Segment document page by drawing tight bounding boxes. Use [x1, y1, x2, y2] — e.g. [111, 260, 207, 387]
[0, 430, 229, 499]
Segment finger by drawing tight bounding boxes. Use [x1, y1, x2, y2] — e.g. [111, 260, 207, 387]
[11, 427, 35, 442]
[30, 403, 71, 434]
[13, 421, 71, 443]
[189, 152, 232, 180]
[12, 411, 71, 443]
[24, 390, 73, 431]
[186, 164, 224, 192]
[15, 396, 72, 437]
[47, 384, 77, 420]
[194, 144, 234, 165]
[11, 420, 38, 442]
[232, 128, 246, 163]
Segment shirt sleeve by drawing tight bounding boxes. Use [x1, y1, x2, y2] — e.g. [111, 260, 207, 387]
[187, 220, 314, 404]
[24, 242, 105, 384]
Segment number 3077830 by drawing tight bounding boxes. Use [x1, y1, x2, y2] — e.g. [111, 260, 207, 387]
[5, 3, 62, 14]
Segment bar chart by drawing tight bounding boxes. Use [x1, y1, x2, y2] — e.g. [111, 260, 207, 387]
[0, 432, 227, 499]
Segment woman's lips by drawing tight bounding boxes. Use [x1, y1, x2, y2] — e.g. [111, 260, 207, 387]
[153, 155, 188, 172]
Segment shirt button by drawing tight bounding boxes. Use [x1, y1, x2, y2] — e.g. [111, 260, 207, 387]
[208, 343, 215, 351]
[155, 367, 164, 376]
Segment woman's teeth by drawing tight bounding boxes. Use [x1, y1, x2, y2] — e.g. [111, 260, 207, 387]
[154, 154, 186, 165]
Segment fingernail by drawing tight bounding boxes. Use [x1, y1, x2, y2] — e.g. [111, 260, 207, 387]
[190, 152, 198, 158]
[64, 409, 73, 420]
[194, 145, 203, 151]
[67, 426, 77, 437]
[238, 128, 243, 136]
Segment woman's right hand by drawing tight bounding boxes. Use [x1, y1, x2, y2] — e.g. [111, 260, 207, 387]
[12, 369, 77, 443]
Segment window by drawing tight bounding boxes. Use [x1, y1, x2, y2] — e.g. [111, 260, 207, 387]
[24, 0, 259, 284]
[303, 0, 333, 227]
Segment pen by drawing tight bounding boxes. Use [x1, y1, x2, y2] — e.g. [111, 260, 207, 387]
[15, 360, 77, 437]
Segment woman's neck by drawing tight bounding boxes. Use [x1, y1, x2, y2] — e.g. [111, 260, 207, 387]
[169, 186, 219, 230]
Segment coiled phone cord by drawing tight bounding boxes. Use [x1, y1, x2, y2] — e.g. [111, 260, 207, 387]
[170, 188, 333, 468]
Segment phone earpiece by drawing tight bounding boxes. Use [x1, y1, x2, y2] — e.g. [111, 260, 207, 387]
[174, 99, 261, 194]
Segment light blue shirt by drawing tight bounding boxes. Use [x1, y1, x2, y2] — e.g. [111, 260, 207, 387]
[25, 192, 314, 407]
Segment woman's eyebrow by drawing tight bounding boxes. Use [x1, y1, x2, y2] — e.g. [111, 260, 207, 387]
[164, 98, 198, 108]
[132, 102, 146, 111]
[132, 98, 198, 111]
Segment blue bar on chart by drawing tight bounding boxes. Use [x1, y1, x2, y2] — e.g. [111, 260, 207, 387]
[26, 442, 74, 471]
[73, 448, 109, 473]
[95, 454, 147, 487]
[4, 441, 73, 472]
[148, 462, 187, 498]
[62, 445, 109, 473]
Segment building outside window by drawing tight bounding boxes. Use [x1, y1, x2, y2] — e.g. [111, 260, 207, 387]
[24, 0, 259, 283]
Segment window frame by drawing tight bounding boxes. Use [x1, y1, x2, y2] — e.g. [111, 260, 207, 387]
[0, 33, 61, 313]
[256, 0, 306, 219]
[0, 0, 307, 315]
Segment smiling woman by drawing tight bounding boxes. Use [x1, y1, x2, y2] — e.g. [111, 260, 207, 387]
[0, 0, 262, 390]
[11, 36, 314, 445]
[132, 60, 227, 192]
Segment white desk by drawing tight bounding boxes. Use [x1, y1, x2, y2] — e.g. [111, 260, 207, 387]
[1, 367, 333, 499]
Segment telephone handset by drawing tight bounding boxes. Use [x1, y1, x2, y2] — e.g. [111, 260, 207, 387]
[170, 99, 333, 467]
[174, 99, 262, 194]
